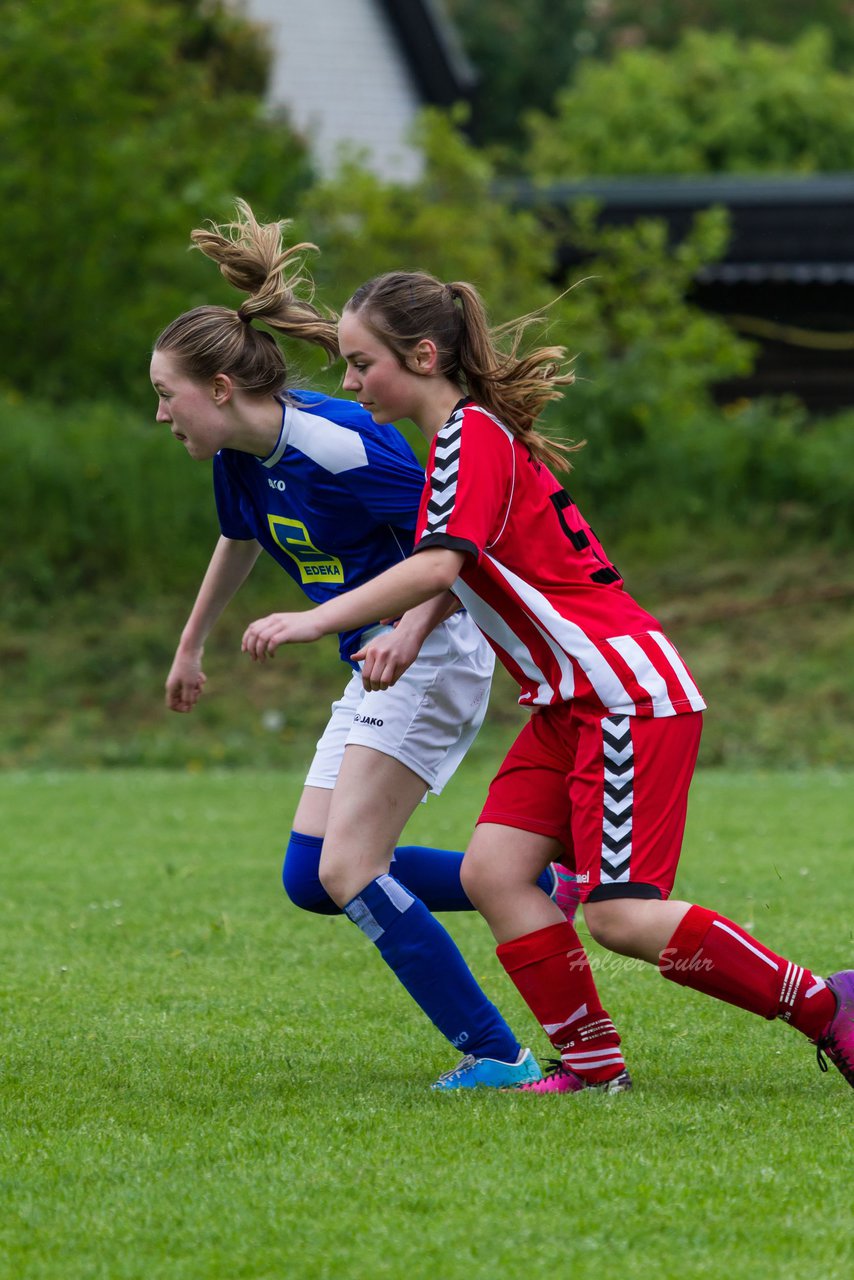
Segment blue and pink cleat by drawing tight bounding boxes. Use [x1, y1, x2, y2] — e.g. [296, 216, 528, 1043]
[552, 864, 581, 925]
[816, 969, 854, 1088]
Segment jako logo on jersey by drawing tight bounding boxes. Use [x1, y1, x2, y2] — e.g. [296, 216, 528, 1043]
[268, 514, 344, 585]
[268, 478, 286, 492]
[353, 714, 384, 727]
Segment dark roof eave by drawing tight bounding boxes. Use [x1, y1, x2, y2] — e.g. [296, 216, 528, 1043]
[504, 172, 854, 210]
[378, 0, 477, 105]
[699, 262, 854, 285]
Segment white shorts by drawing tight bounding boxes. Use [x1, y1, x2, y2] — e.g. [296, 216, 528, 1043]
[304, 611, 495, 796]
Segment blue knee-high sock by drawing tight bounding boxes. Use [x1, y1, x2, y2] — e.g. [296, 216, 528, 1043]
[283, 831, 556, 914]
[394, 846, 557, 909]
[344, 874, 521, 1061]
[282, 832, 339, 914]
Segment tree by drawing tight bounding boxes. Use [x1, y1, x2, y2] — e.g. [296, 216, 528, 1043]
[600, 0, 854, 65]
[293, 110, 556, 325]
[445, 1, 854, 158]
[0, 0, 311, 403]
[291, 111, 753, 524]
[444, 0, 595, 155]
[524, 28, 854, 179]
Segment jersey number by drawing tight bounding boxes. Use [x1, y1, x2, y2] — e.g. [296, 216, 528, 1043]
[268, 516, 345, 585]
[549, 490, 621, 585]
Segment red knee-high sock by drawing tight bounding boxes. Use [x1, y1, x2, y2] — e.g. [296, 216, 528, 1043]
[497, 921, 625, 1084]
[660, 905, 835, 1040]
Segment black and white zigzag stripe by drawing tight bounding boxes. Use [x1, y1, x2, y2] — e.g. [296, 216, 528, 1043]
[426, 411, 464, 534]
[600, 715, 634, 884]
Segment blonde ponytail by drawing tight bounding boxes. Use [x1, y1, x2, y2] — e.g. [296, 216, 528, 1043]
[155, 199, 338, 394]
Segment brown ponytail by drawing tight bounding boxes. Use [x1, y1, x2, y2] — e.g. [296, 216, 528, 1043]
[345, 271, 579, 470]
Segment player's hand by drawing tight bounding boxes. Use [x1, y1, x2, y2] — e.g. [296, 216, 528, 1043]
[241, 611, 324, 660]
[352, 624, 422, 691]
[165, 650, 207, 712]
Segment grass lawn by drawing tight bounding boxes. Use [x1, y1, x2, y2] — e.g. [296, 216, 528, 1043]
[1, 767, 851, 1279]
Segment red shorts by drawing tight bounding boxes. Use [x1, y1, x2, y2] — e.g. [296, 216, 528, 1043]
[477, 704, 702, 902]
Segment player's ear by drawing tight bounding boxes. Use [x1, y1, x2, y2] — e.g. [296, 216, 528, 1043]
[412, 339, 439, 375]
[211, 373, 235, 405]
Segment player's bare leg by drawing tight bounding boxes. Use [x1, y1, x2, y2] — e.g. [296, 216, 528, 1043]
[583, 897, 691, 963]
[461, 823, 564, 943]
[464, 822, 631, 1094]
[584, 895, 849, 1087]
[317, 744, 428, 906]
[313, 746, 541, 1085]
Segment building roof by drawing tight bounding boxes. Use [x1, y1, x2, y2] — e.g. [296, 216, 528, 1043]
[245, 0, 474, 181]
[508, 173, 854, 285]
[378, 0, 477, 106]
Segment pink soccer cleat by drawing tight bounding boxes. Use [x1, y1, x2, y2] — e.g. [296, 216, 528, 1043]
[816, 969, 854, 1088]
[552, 864, 582, 925]
[511, 1058, 632, 1095]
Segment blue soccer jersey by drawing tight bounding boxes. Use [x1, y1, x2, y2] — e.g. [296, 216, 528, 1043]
[213, 391, 425, 663]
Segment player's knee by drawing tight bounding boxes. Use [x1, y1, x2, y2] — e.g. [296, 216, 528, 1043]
[316, 857, 361, 910]
[459, 854, 488, 909]
[583, 899, 637, 954]
[282, 831, 339, 915]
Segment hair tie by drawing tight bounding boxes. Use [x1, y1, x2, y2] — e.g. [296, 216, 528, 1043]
[237, 309, 253, 325]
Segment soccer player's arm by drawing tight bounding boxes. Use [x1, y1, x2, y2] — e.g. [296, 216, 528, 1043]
[354, 591, 462, 691]
[242, 547, 464, 659]
[241, 413, 506, 660]
[166, 535, 262, 711]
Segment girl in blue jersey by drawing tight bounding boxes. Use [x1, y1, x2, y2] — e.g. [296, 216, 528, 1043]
[152, 201, 570, 1089]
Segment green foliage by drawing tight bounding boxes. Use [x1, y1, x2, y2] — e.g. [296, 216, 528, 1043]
[293, 109, 556, 323]
[0, 390, 215, 600]
[541, 202, 753, 509]
[525, 28, 854, 178]
[601, 1, 854, 65]
[444, 0, 594, 155]
[0, 0, 311, 405]
[447, 2, 854, 157]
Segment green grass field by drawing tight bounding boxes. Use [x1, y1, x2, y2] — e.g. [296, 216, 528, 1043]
[1, 767, 852, 1280]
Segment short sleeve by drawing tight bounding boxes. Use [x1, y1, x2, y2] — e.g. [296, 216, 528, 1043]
[415, 406, 513, 561]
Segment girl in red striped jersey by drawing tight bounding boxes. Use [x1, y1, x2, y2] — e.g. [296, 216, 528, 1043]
[242, 270, 854, 1094]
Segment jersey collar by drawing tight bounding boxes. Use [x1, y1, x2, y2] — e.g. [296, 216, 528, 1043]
[261, 398, 290, 468]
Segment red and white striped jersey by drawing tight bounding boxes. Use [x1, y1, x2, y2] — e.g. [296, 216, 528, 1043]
[414, 400, 705, 718]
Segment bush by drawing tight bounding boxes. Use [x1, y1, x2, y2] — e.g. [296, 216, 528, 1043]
[525, 28, 854, 178]
[0, 0, 311, 406]
[0, 391, 216, 602]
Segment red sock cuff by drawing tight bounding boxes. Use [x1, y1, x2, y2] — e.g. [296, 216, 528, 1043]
[496, 921, 582, 975]
[662, 904, 716, 970]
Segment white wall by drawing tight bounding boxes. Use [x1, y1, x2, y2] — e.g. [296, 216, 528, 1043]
[244, 0, 424, 181]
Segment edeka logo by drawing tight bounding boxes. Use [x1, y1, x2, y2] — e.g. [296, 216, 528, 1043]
[267, 514, 344, 585]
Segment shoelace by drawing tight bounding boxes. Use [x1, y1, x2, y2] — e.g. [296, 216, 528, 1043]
[816, 1034, 854, 1085]
[438, 1054, 477, 1082]
[540, 1057, 573, 1079]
